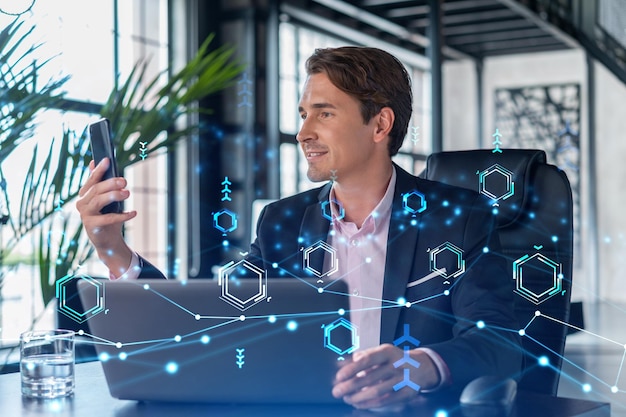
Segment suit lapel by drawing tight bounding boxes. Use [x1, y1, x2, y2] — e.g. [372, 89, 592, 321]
[299, 183, 332, 275]
[380, 166, 422, 344]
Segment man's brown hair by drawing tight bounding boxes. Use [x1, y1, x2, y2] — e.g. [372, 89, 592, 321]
[305, 46, 412, 156]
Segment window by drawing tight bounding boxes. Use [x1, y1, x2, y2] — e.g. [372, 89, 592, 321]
[278, 21, 431, 197]
[0, 0, 169, 349]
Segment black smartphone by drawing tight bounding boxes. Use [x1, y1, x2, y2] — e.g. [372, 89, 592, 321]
[88, 118, 122, 214]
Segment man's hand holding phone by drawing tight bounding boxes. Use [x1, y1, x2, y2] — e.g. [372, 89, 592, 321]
[76, 120, 137, 277]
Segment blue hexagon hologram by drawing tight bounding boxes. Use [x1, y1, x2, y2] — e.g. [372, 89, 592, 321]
[402, 190, 427, 215]
[513, 252, 563, 305]
[218, 260, 267, 310]
[321, 199, 345, 221]
[303, 240, 339, 278]
[429, 241, 466, 279]
[55, 274, 105, 323]
[478, 164, 515, 203]
[323, 317, 359, 359]
[213, 209, 238, 235]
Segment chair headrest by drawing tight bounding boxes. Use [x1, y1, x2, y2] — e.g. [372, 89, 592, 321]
[421, 149, 547, 227]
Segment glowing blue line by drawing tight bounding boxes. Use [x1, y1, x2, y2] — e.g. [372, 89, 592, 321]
[143, 288, 196, 317]
[524, 334, 610, 388]
[408, 292, 447, 305]
[539, 313, 623, 347]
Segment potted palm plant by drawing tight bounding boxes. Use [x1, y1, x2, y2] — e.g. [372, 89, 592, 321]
[0, 16, 243, 365]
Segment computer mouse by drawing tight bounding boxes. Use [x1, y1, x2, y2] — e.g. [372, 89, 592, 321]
[459, 376, 517, 417]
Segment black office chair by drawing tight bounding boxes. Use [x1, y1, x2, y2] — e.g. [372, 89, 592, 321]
[420, 149, 573, 396]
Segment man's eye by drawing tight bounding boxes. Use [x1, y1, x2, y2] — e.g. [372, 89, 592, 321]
[320, 112, 331, 118]
[300, 113, 307, 120]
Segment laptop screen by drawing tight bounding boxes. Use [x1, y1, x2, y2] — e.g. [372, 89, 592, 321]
[78, 278, 355, 404]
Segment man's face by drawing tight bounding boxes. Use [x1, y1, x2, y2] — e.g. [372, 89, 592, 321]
[297, 73, 380, 183]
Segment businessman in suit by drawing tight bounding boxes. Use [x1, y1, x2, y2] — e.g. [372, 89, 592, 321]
[78, 46, 522, 410]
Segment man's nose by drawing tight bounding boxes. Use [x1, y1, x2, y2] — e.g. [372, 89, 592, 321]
[296, 118, 315, 143]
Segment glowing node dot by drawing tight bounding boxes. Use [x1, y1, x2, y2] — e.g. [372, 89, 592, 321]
[49, 400, 62, 412]
[99, 352, 110, 362]
[201, 335, 210, 344]
[482, 247, 489, 253]
[119, 352, 127, 360]
[365, 257, 372, 263]
[165, 362, 178, 374]
[195, 314, 201, 320]
[338, 308, 345, 316]
[558, 273, 564, 279]
[492, 208, 499, 215]
[519, 329, 526, 336]
[268, 315, 277, 323]
[582, 384, 592, 393]
[611, 386, 619, 393]
[239, 315, 245, 321]
[538, 356, 549, 366]
[435, 410, 448, 417]
[623, 344, 626, 350]
[115, 342, 122, 349]
[143, 284, 150, 290]
[444, 290, 450, 296]
[405, 302, 411, 308]
[26, 362, 35, 371]
[410, 219, 417, 226]
[535, 310, 541, 317]
[476, 320, 485, 329]
[174, 335, 182, 342]
[287, 320, 298, 331]
[222, 240, 229, 247]
[106, 249, 114, 257]
[318, 287, 324, 293]
[397, 297, 406, 306]
[272, 262, 278, 268]
[551, 235, 558, 242]
[78, 330, 84, 335]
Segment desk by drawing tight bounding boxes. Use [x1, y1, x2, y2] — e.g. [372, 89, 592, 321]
[0, 361, 610, 417]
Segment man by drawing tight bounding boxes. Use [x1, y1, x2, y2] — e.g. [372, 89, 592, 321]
[77, 46, 522, 410]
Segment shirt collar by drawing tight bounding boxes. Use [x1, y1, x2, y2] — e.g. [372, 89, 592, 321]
[328, 166, 397, 230]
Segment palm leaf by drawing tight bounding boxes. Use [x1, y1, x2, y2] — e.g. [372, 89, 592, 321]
[27, 34, 243, 305]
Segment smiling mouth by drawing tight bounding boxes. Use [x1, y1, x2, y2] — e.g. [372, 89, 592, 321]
[305, 151, 328, 159]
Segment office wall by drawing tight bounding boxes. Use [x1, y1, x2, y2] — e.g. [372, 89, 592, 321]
[594, 62, 626, 302]
[443, 49, 626, 303]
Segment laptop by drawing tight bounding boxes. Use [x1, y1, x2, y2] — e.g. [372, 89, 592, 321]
[78, 278, 353, 404]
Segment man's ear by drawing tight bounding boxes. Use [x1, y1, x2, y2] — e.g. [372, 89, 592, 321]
[373, 107, 394, 143]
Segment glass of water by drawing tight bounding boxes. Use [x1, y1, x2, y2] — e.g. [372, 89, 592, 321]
[20, 329, 75, 398]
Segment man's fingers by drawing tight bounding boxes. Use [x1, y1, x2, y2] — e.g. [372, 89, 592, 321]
[79, 158, 109, 197]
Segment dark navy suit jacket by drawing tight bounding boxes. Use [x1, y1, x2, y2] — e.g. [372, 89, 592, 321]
[140, 164, 522, 389]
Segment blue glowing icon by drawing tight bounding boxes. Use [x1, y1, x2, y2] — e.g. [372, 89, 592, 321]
[478, 164, 515, 203]
[323, 318, 359, 360]
[237, 73, 253, 108]
[392, 324, 421, 392]
[492, 128, 503, 153]
[402, 190, 427, 215]
[218, 260, 267, 310]
[303, 240, 339, 279]
[236, 348, 246, 368]
[411, 125, 420, 144]
[213, 209, 238, 235]
[429, 241, 465, 281]
[139, 141, 148, 160]
[513, 251, 564, 305]
[221, 177, 232, 201]
[320, 199, 345, 221]
[56, 274, 105, 323]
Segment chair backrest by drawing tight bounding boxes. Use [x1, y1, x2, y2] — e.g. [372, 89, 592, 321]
[420, 149, 573, 396]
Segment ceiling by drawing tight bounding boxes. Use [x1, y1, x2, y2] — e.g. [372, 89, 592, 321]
[297, 0, 577, 60]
